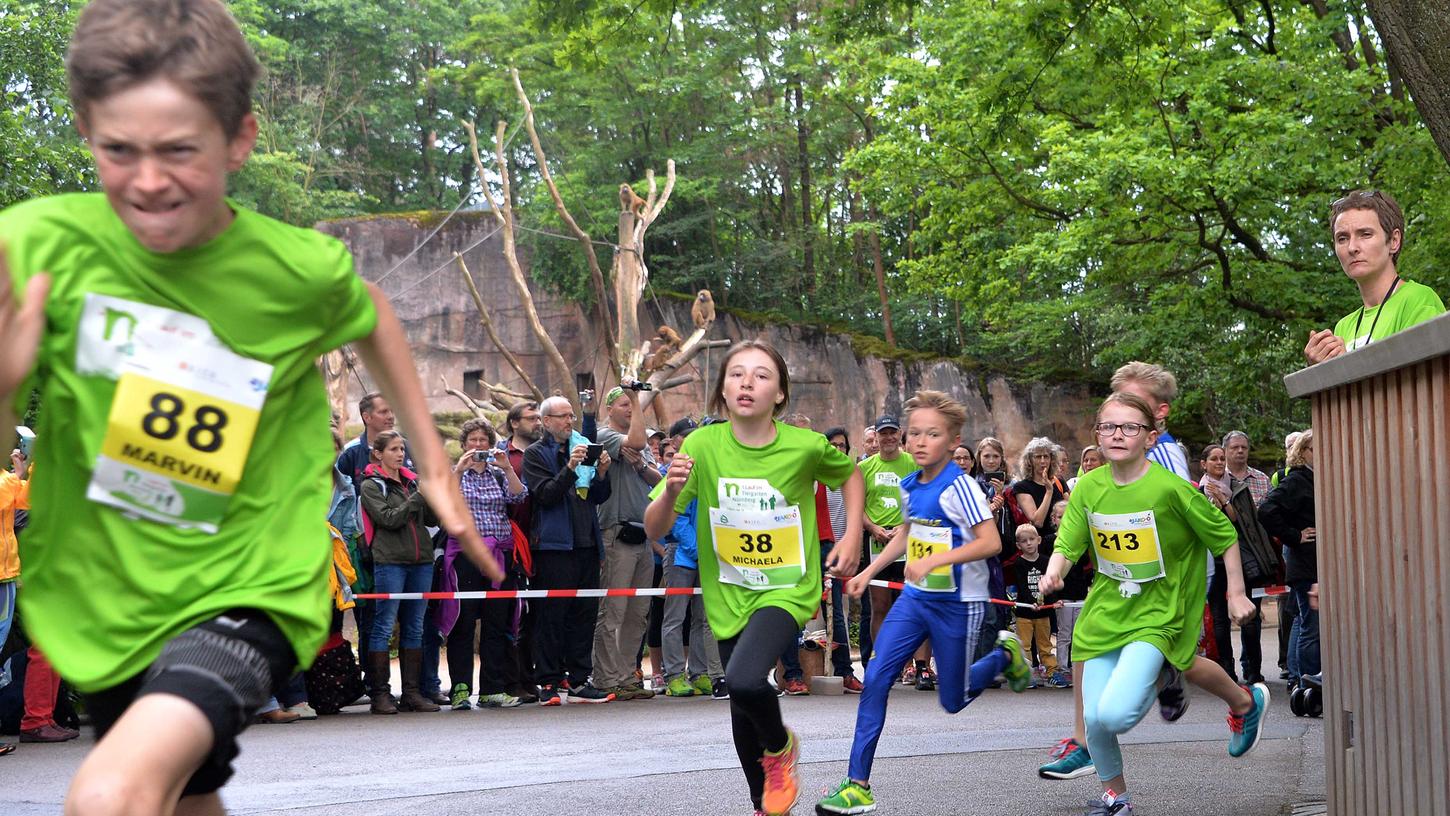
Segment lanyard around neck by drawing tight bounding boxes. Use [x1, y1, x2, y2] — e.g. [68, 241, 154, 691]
[1352, 276, 1402, 345]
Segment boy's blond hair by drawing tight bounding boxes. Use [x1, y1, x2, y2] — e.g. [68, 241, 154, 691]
[67, 0, 260, 138]
[1014, 523, 1040, 543]
[1110, 361, 1179, 406]
[903, 389, 967, 436]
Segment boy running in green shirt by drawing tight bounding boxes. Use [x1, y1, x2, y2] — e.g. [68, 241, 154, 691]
[1304, 189, 1444, 365]
[0, 1, 500, 812]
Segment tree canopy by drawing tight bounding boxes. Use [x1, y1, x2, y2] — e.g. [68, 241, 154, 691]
[3, 0, 1447, 451]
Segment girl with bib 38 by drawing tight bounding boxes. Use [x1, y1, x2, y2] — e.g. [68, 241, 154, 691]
[645, 341, 865, 816]
[1038, 393, 1268, 816]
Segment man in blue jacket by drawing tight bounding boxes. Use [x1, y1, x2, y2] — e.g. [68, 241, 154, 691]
[522, 396, 615, 705]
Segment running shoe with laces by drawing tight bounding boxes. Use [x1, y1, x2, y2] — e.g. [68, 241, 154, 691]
[815, 777, 876, 814]
[478, 692, 521, 708]
[1157, 663, 1189, 721]
[1227, 682, 1270, 757]
[450, 683, 473, 711]
[1084, 788, 1132, 815]
[537, 684, 563, 706]
[569, 683, 616, 704]
[759, 729, 800, 816]
[1048, 670, 1073, 689]
[665, 674, 697, 697]
[783, 677, 810, 695]
[692, 674, 714, 695]
[842, 674, 864, 694]
[1038, 737, 1095, 780]
[713, 678, 731, 699]
[997, 631, 1032, 693]
[900, 665, 917, 685]
[914, 665, 937, 691]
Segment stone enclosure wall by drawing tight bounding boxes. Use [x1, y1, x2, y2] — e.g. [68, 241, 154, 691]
[318, 213, 1099, 466]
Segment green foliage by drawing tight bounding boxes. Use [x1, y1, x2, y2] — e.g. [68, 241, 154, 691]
[0, 1, 92, 208]
[3, 0, 1448, 451]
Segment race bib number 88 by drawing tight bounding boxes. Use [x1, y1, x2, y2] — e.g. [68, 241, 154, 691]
[79, 294, 273, 532]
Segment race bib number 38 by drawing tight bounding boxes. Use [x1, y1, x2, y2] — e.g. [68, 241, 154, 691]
[77, 294, 273, 532]
[1087, 509, 1166, 583]
[710, 505, 806, 591]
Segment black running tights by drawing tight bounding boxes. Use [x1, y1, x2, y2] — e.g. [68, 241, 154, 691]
[716, 605, 799, 809]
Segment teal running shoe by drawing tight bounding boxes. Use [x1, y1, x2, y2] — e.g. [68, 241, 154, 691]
[1228, 682, 1270, 757]
[1039, 737, 1095, 780]
[997, 631, 1032, 693]
[815, 778, 876, 814]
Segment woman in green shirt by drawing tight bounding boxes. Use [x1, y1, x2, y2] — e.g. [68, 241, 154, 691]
[645, 340, 865, 816]
[1039, 392, 1266, 816]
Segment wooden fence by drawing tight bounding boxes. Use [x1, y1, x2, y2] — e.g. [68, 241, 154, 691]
[1284, 312, 1450, 816]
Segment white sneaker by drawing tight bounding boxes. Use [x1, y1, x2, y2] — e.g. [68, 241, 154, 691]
[478, 692, 522, 708]
[284, 703, 318, 720]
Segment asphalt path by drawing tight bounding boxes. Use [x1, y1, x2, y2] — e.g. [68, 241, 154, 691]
[3, 637, 1324, 815]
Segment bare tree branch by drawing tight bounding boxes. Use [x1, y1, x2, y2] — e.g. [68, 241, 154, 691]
[454, 253, 544, 401]
[511, 68, 617, 362]
[639, 335, 729, 412]
[462, 118, 581, 411]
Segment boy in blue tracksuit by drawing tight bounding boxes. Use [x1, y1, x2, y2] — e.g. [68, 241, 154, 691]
[817, 391, 1032, 814]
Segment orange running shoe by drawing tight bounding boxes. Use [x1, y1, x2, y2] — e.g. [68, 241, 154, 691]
[760, 728, 800, 816]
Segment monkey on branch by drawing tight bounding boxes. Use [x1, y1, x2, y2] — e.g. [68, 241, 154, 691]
[620, 183, 647, 217]
[692, 289, 716, 330]
[643, 325, 683, 373]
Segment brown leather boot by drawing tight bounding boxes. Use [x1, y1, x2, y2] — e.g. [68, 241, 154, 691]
[398, 648, 440, 712]
[368, 651, 398, 715]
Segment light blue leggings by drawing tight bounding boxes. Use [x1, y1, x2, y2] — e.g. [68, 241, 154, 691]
[1082, 641, 1167, 781]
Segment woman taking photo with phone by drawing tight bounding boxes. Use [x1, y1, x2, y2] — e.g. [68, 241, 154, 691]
[444, 418, 528, 710]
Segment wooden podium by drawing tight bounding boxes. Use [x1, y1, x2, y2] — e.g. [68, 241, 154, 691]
[1283, 311, 1450, 816]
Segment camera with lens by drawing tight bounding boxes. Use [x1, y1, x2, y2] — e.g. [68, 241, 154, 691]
[621, 379, 653, 392]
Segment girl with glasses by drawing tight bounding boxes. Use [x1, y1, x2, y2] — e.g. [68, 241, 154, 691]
[1038, 393, 1267, 815]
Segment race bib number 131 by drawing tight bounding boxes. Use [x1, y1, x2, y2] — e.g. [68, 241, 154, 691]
[78, 294, 273, 532]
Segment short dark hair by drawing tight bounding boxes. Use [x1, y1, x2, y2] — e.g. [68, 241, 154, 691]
[1330, 189, 1405, 262]
[459, 418, 496, 447]
[505, 401, 539, 435]
[359, 392, 383, 417]
[823, 426, 850, 452]
[67, 0, 260, 138]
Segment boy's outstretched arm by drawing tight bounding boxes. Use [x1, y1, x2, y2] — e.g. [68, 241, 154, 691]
[354, 283, 503, 583]
[0, 249, 51, 439]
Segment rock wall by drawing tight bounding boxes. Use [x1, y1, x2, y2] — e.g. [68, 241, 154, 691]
[318, 213, 1100, 467]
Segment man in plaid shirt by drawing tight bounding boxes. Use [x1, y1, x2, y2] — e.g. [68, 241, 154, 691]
[1223, 432, 1271, 507]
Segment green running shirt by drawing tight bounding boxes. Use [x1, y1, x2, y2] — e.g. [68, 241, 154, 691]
[672, 421, 856, 639]
[1, 194, 377, 691]
[1055, 462, 1237, 670]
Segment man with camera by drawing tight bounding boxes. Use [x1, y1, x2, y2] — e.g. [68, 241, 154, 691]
[590, 384, 663, 701]
[522, 396, 614, 705]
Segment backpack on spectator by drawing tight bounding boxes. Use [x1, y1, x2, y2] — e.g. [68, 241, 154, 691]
[1003, 484, 1032, 528]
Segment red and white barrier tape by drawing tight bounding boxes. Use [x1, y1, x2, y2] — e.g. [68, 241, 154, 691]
[867, 580, 1291, 611]
[355, 587, 702, 601]
[359, 582, 1292, 605]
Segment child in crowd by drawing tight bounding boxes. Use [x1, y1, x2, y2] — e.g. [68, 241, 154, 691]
[0, 1, 499, 810]
[1039, 392, 1267, 815]
[1012, 524, 1062, 687]
[645, 340, 865, 816]
[655, 424, 725, 699]
[815, 391, 1031, 815]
